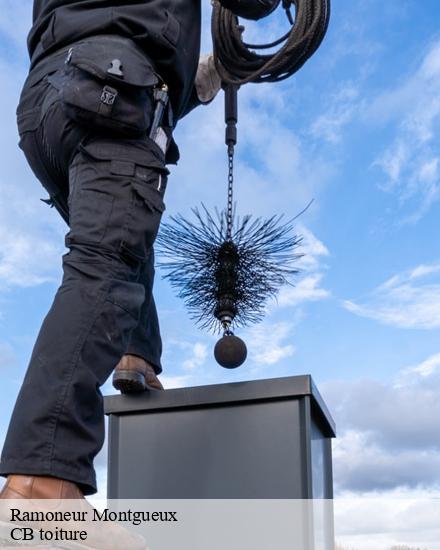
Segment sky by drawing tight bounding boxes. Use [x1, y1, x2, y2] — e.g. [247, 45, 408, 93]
[0, 0, 440, 521]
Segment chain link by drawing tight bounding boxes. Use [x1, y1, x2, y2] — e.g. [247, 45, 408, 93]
[226, 146, 234, 241]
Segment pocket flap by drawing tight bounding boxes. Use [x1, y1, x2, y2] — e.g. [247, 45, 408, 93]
[79, 139, 170, 174]
[132, 179, 166, 213]
[67, 36, 159, 88]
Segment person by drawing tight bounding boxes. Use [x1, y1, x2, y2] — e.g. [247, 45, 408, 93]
[0, 0, 221, 514]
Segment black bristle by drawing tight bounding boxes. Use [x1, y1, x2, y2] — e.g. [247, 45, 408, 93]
[156, 205, 303, 333]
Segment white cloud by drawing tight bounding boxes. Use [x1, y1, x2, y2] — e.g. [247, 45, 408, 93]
[310, 83, 360, 144]
[400, 351, 440, 379]
[235, 85, 334, 217]
[343, 262, 440, 329]
[334, 492, 440, 550]
[278, 273, 329, 308]
[245, 322, 296, 365]
[183, 342, 208, 371]
[371, 40, 440, 221]
[276, 224, 330, 308]
[332, 429, 440, 493]
[408, 263, 440, 280]
[322, 351, 440, 495]
[296, 224, 330, 270]
[0, 223, 62, 287]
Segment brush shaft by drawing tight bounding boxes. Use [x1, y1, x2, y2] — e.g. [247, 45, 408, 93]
[225, 84, 238, 147]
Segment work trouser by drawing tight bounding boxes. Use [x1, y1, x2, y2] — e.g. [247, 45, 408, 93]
[0, 48, 168, 495]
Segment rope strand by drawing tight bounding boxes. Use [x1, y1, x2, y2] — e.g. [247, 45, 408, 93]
[212, 0, 331, 85]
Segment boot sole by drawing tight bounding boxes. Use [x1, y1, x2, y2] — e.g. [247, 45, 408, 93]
[112, 370, 146, 394]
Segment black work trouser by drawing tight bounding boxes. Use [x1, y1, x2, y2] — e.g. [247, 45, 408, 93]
[0, 52, 167, 495]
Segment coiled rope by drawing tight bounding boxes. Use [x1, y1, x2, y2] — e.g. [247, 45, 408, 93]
[211, 0, 331, 85]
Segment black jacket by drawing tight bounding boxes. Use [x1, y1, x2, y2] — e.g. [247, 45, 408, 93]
[29, 0, 202, 122]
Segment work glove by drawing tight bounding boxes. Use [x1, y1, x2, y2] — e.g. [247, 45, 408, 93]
[194, 53, 222, 104]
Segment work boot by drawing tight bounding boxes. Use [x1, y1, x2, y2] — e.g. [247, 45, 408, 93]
[0, 475, 146, 550]
[0, 474, 83, 500]
[112, 354, 164, 393]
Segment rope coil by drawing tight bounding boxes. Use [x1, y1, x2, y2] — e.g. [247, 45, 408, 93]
[212, 0, 331, 85]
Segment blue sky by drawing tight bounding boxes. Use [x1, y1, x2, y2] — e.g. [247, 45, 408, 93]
[0, 0, 440, 502]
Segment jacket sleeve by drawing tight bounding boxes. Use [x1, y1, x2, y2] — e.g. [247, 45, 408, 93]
[179, 86, 204, 119]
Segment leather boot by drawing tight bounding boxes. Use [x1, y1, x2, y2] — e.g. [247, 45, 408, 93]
[112, 354, 164, 393]
[0, 475, 146, 550]
[0, 474, 84, 500]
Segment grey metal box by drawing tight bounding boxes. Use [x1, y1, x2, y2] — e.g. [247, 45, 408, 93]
[104, 375, 335, 499]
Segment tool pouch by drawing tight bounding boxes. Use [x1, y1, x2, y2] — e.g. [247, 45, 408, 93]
[53, 35, 159, 137]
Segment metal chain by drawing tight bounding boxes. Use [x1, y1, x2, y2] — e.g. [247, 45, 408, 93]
[226, 146, 234, 241]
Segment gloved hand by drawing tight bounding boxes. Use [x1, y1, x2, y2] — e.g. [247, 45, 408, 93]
[194, 54, 222, 104]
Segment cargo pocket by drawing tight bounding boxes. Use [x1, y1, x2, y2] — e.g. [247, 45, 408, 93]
[68, 187, 114, 245]
[72, 138, 169, 262]
[131, 165, 167, 214]
[66, 144, 116, 247]
[115, 160, 168, 263]
[58, 35, 159, 136]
